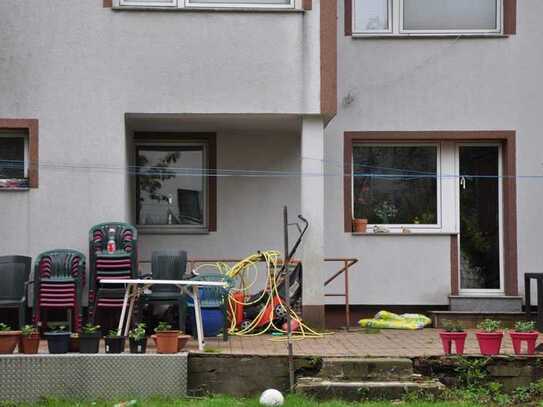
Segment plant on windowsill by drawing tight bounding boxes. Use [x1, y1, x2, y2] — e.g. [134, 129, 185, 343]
[439, 322, 467, 355]
[510, 321, 538, 355]
[154, 321, 179, 354]
[352, 218, 368, 233]
[20, 325, 40, 354]
[104, 329, 126, 354]
[128, 323, 148, 354]
[44, 325, 71, 354]
[0, 323, 22, 354]
[476, 319, 503, 356]
[79, 323, 101, 354]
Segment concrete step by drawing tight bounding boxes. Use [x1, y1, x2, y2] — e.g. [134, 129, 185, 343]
[449, 296, 523, 312]
[318, 357, 413, 381]
[296, 377, 445, 401]
[430, 311, 527, 329]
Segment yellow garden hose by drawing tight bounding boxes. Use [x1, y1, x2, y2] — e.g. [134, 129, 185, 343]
[202, 251, 327, 340]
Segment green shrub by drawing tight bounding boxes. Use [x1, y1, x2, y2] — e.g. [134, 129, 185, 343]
[128, 323, 147, 341]
[21, 325, 37, 336]
[477, 319, 501, 332]
[154, 322, 172, 332]
[513, 320, 536, 332]
[0, 323, 12, 332]
[81, 323, 101, 335]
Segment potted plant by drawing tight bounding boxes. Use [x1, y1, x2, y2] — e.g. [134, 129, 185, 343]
[476, 319, 503, 356]
[439, 322, 467, 355]
[104, 329, 125, 354]
[510, 321, 538, 355]
[44, 326, 71, 354]
[154, 322, 179, 354]
[19, 325, 40, 354]
[80, 323, 101, 354]
[128, 323, 147, 354]
[0, 323, 21, 354]
[352, 218, 368, 233]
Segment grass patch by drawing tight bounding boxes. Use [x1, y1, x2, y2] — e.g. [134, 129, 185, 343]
[0, 395, 484, 407]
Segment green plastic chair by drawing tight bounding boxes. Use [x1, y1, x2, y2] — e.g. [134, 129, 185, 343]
[32, 249, 85, 332]
[0, 256, 32, 329]
[138, 250, 188, 331]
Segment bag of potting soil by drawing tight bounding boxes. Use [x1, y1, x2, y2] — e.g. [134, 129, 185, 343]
[358, 311, 431, 330]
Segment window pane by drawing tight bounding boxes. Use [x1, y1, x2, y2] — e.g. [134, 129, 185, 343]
[187, 0, 290, 5]
[354, 0, 390, 32]
[353, 145, 438, 225]
[120, 0, 177, 5]
[137, 146, 205, 226]
[403, 0, 497, 31]
[0, 136, 25, 179]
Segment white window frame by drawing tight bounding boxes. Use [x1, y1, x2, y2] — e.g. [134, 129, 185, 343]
[456, 142, 504, 295]
[352, 0, 503, 37]
[352, 0, 393, 35]
[116, 0, 297, 9]
[119, 0, 177, 7]
[0, 132, 28, 179]
[185, 0, 295, 10]
[351, 142, 457, 233]
[135, 141, 208, 233]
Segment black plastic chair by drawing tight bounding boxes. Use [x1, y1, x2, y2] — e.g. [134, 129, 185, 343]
[0, 256, 32, 328]
[138, 251, 188, 331]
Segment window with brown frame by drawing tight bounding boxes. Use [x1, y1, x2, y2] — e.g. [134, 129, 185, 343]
[0, 119, 38, 190]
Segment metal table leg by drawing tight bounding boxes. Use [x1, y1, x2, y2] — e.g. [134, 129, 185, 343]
[124, 285, 137, 337]
[117, 284, 131, 336]
[192, 285, 205, 351]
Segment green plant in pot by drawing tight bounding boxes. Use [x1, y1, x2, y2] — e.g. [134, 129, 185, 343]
[128, 323, 147, 354]
[79, 323, 101, 354]
[20, 325, 40, 354]
[439, 322, 467, 355]
[0, 323, 22, 354]
[476, 319, 503, 356]
[510, 320, 538, 355]
[44, 325, 71, 354]
[153, 321, 179, 354]
[104, 329, 125, 354]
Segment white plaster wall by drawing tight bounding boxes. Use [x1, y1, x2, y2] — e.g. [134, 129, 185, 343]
[0, 0, 315, 262]
[325, 0, 543, 305]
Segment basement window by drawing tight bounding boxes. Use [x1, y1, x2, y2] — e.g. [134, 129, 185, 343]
[353, 0, 503, 36]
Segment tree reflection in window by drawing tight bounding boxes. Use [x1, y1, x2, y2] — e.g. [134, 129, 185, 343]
[136, 146, 205, 226]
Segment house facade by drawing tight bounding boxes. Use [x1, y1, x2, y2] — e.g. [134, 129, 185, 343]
[1, 0, 540, 328]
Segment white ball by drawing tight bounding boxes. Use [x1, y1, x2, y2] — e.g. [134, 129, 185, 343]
[259, 389, 284, 406]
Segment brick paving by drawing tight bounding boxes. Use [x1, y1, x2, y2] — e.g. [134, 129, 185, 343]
[33, 329, 522, 357]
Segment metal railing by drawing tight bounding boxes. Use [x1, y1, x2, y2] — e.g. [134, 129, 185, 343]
[324, 258, 359, 330]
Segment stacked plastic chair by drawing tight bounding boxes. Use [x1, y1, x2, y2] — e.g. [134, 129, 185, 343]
[32, 250, 86, 332]
[88, 222, 138, 323]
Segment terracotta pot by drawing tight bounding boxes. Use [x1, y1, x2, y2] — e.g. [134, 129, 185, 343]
[476, 332, 504, 356]
[0, 331, 22, 354]
[20, 333, 40, 354]
[510, 331, 539, 355]
[155, 330, 179, 354]
[352, 219, 368, 233]
[439, 331, 467, 355]
[177, 335, 191, 352]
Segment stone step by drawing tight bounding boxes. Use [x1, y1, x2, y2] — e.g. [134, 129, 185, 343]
[318, 357, 413, 381]
[296, 377, 445, 401]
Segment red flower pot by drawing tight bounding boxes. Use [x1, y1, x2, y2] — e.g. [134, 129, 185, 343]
[476, 332, 504, 356]
[439, 331, 467, 355]
[510, 331, 539, 355]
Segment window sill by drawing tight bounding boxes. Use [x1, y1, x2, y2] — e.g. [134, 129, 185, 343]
[0, 179, 30, 191]
[0, 187, 30, 192]
[351, 33, 509, 39]
[112, 6, 304, 12]
[138, 225, 210, 235]
[352, 231, 458, 236]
